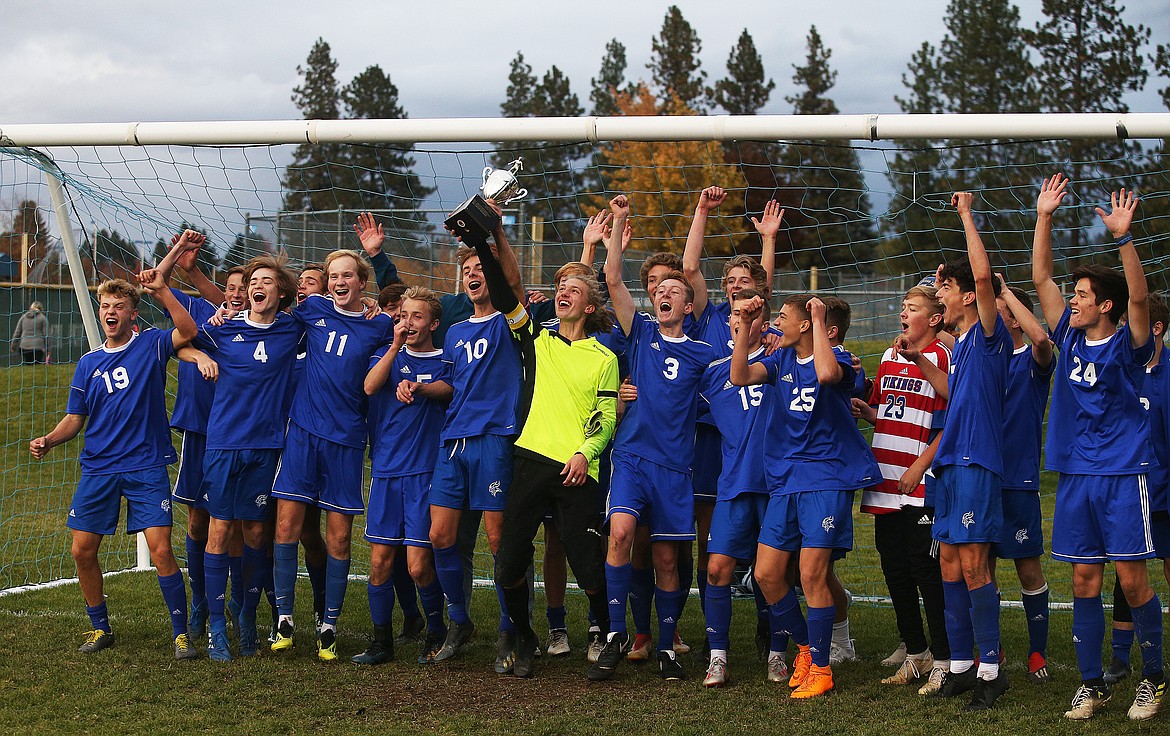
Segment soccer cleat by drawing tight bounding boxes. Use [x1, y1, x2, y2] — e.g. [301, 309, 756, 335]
[881, 641, 908, 667]
[586, 630, 604, 664]
[352, 625, 394, 665]
[672, 631, 691, 655]
[396, 615, 425, 645]
[935, 667, 979, 698]
[271, 620, 295, 652]
[829, 638, 859, 666]
[267, 624, 278, 646]
[513, 630, 538, 678]
[546, 628, 571, 657]
[174, 632, 200, 661]
[207, 628, 232, 662]
[188, 600, 208, 643]
[494, 631, 517, 675]
[226, 598, 242, 633]
[767, 653, 790, 683]
[703, 655, 729, 687]
[314, 605, 325, 636]
[1127, 677, 1165, 721]
[78, 629, 115, 654]
[658, 650, 686, 680]
[626, 632, 652, 662]
[791, 664, 834, 699]
[881, 651, 933, 685]
[917, 666, 948, 696]
[789, 645, 812, 688]
[965, 671, 1010, 712]
[417, 628, 447, 664]
[1026, 652, 1050, 684]
[432, 621, 475, 663]
[317, 628, 338, 661]
[1065, 682, 1112, 720]
[239, 611, 259, 657]
[1103, 656, 1132, 685]
[587, 632, 630, 681]
[755, 617, 770, 661]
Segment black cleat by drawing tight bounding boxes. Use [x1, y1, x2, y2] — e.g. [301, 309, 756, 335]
[1103, 656, 1132, 685]
[587, 632, 630, 681]
[658, 650, 687, 680]
[417, 628, 447, 664]
[965, 671, 1010, 711]
[513, 630, 538, 678]
[934, 667, 978, 698]
[396, 615, 425, 645]
[494, 630, 517, 674]
[351, 625, 394, 665]
[432, 621, 475, 663]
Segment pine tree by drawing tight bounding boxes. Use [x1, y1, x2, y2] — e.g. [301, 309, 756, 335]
[220, 230, 273, 273]
[1134, 44, 1170, 276]
[590, 40, 629, 117]
[282, 38, 344, 212]
[779, 26, 875, 276]
[647, 6, 709, 112]
[713, 29, 774, 115]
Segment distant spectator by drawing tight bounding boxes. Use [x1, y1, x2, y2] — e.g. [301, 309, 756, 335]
[11, 301, 49, 364]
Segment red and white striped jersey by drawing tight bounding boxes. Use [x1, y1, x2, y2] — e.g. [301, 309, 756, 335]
[861, 340, 950, 514]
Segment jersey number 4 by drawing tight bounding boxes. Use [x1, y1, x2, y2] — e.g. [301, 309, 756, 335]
[253, 341, 268, 363]
[1068, 356, 1098, 386]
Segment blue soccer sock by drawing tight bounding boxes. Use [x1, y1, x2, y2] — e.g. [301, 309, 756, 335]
[323, 555, 351, 630]
[368, 579, 395, 628]
[392, 552, 420, 620]
[605, 562, 632, 636]
[655, 587, 684, 653]
[942, 580, 974, 668]
[205, 551, 230, 629]
[228, 553, 243, 608]
[630, 566, 653, 636]
[273, 542, 299, 619]
[157, 571, 188, 639]
[1112, 626, 1135, 665]
[261, 552, 277, 612]
[417, 579, 447, 634]
[807, 604, 836, 668]
[704, 583, 732, 652]
[1130, 594, 1164, 679]
[306, 556, 326, 619]
[86, 602, 111, 633]
[433, 545, 470, 625]
[185, 535, 206, 607]
[493, 554, 515, 633]
[1021, 584, 1049, 657]
[587, 606, 598, 628]
[1072, 596, 1106, 681]
[969, 582, 1001, 678]
[546, 605, 567, 632]
[769, 588, 809, 647]
[241, 544, 267, 618]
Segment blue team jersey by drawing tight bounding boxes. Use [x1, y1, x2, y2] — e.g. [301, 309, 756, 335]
[195, 312, 304, 451]
[433, 293, 474, 349]
[368, 347, 452, 477]
[1001, 345, 1054, 491]
[1046, 307, 1154, 475]
[167, 289, 218, 433]
[614, 311, 716, 471]
[441, 312, 522, 441]
[693, 301, 735, 356]
[289, 294, 395, 448]
[66, 328, 177, 474]
[1140, 360, 1170, 512]
[760, 344, 880, 494]
[699, 347, 771, 500]
[934, 317, 1012, 475]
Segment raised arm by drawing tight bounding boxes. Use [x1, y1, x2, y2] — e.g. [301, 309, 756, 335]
[895, 335, 949, 399]
[997, 273, 1053, 369]
[581, 211, 612, 267]
[808, 297, 843, 385]
[172, 234, 226, 306]
[1032, 174, 1069, 329]
[156, 229, 202, 285]
[139, 269, 198, 349]
[354, 212, 400, 288]
[364, 319, 409, 396]
[730, 295, 770, 386]
[952, 192, 998, 337]
[484, 199, 527, 307]
[605, 195, 636, 336]
[682, 186, 725, 318]
[750, 200, 783, 294]
[1096, 189, 1149, 349]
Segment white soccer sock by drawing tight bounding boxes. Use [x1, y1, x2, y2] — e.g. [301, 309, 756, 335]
[976, 660, 999, 680]
[951, 659, 973, 674]
[709, 648, 728, 661]
[831, 618, 851, 645]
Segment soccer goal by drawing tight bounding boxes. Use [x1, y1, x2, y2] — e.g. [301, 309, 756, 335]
[2, 112, 1169, 606]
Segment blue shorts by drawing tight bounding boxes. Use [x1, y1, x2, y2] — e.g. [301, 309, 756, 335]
[691, 424, 721, 504]
[606, 450, 694, 542]
[172, 430, 208, 509]
[759, 490, 854, 552]
[707, 493, 768, 559]
[994, 489, 1045, 559]
[429, 434, 513, 512]
[1053, 473, 1154, 563]
[932, 464, 1002, 545]
[201, 449, 279, 522]
[68, 466, 173, 535]
[1153, 511, 1170, 559]
[367, 474, 433, 547]
[272, 423, 366, 515]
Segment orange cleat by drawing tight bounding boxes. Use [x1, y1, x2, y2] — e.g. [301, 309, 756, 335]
[789, 645, 812, 688]
[791, 664, 835, 699]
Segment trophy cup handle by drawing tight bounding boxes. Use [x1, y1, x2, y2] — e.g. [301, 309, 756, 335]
[482, 166, 493, 187]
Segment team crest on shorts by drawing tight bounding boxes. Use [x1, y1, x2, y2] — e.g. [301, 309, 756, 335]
[821, 516, 835, 532]
[1014, 528, 1028, 544]
[488, 481, 502, 496]
[256, 494, 268, 508]
[161, 498, 171, 512]
[962, 511, 974, 528]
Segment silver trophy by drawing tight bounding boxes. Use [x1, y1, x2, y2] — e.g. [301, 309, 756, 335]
[481, 158, 528, 204]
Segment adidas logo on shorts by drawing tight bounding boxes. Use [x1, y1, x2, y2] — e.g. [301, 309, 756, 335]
[315, 319, 327, 326]
[232, 334, 244, 342]
[918, 515, 932, 525]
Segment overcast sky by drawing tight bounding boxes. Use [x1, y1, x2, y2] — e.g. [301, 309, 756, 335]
[3, 0, 1168, 125]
